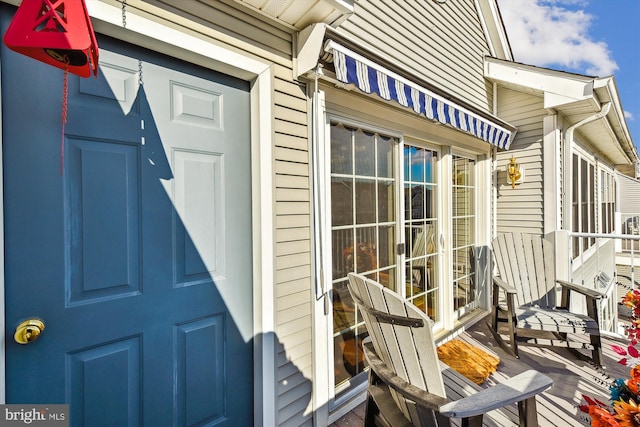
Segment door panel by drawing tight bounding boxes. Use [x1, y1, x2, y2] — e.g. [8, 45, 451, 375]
[329, 122, 398, 394]
[66, 137, 141, 303]
[403, 144, 440, 323]
[2, 13, 252, 426]
[452, 155, 477, 317]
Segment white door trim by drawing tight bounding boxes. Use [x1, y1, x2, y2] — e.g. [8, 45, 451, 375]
[0, 1, 277, 426]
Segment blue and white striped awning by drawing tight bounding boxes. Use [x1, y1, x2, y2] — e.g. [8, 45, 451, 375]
[325, 41, 514, 149]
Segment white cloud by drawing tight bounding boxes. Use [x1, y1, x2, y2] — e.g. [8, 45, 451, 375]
[625, 111, 635, 121]
[498, 0, 618, 76]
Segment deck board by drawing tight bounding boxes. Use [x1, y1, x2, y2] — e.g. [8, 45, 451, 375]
[331, 315, 629, 426]
[463, 320, 625, 426]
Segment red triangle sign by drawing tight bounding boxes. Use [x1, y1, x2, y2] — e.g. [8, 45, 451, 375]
[3, 0, 99, 77]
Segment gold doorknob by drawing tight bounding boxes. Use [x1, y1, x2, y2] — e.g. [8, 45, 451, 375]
[14, 319, 45, 345]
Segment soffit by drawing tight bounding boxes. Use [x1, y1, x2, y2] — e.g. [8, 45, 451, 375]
[231, 0, 354, 30]
[485, 57, 636, 165]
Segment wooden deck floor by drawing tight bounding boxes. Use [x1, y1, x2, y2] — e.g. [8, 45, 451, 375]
[330, 314, 629, 426]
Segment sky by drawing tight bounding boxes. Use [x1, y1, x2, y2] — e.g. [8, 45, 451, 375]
[496, 0, 640, 152]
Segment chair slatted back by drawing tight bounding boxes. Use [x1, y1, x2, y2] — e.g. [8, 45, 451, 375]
[492, 233, 556, 308]
[347, 273, 446, 424]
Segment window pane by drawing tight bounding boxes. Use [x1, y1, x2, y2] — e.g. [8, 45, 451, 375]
[378, 225, 395, 269]
[404, 146, 413, 182]
[333, 280, 355, 335]
[378, 180, 395, 223]
[355, 178, 376, 224]
[331, 124, 353, 175]
[453, 187, 474, 217]
[355, 227, 377, 273]
[333, 229, 353, 280]
[425, 151, 437, 183]
[355, 129, 375, 177]
[377, 134, 394, 178]
[411, 147, 426, 183]
[378, 267, 396, 292]
[410, 184, 425, 219]
[425, 185, 436, 219]
[453, 218, 474, 249]
[331, 177, 353, 227]
[404, 183, 412, 221]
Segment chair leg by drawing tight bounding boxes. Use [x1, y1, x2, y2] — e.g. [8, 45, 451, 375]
[591, 333, 603, 367]
[586, 296, 604, 367]
[461, 415, 483, 427]
[517, 397, 539, 427]
[507, 320, 520, 358]
[491, 283, 501, 332]
[506, 297, 520, 358]
[364, 372, 380, 427]
[364, 393, 378, 427]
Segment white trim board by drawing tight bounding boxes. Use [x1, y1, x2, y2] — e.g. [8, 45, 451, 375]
[0, 1, 277, 426]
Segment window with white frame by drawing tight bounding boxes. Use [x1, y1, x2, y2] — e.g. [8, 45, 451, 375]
[329, 122, 399, 395]
[404, 145, 440, 322]
[600, 169, 615, 234]
[572, 152, 596, 258]
[322, 115, 486, 406]
[452, 155, 477, 316]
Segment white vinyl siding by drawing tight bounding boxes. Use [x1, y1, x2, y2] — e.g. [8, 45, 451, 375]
[335, 0, 492, 112]
[618, 172, 640, 216]
[273, 70, 314, 427]
[495, 87, 545, 234]
[152, 0, 294, 60]
[615, 172, 640, 250]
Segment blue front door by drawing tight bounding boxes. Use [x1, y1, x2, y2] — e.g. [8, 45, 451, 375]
[2, 7, 253, 426]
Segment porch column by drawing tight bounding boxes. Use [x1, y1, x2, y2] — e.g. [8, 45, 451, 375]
[543, 114, 561, 235]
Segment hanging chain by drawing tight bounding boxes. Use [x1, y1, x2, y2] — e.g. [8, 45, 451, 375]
[60, 65, 69, 175]
[121, 1, 143, 86]
[138, 60, 144, 86]
[122, 0, 127, 28]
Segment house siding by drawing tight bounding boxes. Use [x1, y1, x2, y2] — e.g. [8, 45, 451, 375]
[272, 54, 315, 427]
[117, 1, 315, 424]
[495, 87, 545, 235]
[618, 172, 640, 216]
[335, 0, 492, 113]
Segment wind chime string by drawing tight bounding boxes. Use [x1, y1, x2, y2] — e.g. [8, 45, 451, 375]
[60, 65, 69, 176]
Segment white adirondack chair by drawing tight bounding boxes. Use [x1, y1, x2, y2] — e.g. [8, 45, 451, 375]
[490, 232, 604, 366]
[347, 273, 553, 427]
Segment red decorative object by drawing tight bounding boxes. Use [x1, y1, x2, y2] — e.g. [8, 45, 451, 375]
[3, 0, 99, 77]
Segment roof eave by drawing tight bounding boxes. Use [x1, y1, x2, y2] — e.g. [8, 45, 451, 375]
[485, 57, 638, 165]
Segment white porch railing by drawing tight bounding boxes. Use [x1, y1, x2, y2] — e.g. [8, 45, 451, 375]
[567, 231, 640, 336]
[621, 213, 640, 254]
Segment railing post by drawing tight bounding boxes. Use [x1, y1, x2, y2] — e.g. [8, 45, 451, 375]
[631, 239, 636, 289]
[550, 230, 571, 283]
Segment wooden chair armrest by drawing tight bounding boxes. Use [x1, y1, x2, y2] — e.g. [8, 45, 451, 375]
[363, 342, 448, 410]
[438, 370, 553, 418]
[493, 276, 517, 294]
[556, 280, 605, 299]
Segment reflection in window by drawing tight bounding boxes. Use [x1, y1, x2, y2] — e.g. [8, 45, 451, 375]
[330, 122, 397, 393]
[452, 155, 476, 315]
[403, 145, 439, 321]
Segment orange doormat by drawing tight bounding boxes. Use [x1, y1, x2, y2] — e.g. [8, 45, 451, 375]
[437, 339, 500, 385]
